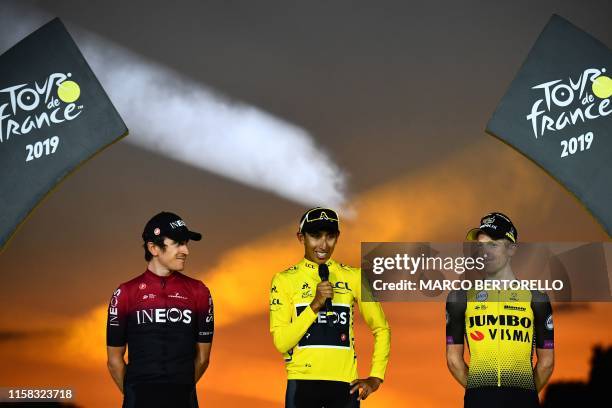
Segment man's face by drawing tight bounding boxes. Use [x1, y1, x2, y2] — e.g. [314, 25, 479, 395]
[477, 233, 516, 275]
[298, 230, 339, 265]
[149, 237, 190, 271]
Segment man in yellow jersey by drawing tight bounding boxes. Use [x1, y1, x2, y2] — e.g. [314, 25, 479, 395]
[446, 212, 555, 408]
[270, 207, 391, 408]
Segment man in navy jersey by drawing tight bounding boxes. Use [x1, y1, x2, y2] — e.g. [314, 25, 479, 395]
[106, 212, 214, 408]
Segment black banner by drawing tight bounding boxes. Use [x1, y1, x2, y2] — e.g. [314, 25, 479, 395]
[486, 15, 612, 236]
[0, 18, 128, 250]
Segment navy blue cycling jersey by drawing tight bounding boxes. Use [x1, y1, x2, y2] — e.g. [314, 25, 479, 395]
[107, 270, 214, 386]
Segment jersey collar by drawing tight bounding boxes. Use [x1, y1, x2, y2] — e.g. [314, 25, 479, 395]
[144, 269, 179, 282]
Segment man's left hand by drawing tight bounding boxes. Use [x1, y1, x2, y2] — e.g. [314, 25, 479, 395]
[350, 376, 382, 400]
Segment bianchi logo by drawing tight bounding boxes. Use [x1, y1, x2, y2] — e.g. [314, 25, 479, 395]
[526, 67, 611, 139]
[0, 72, 85, 143]
[546, 314, 554, 330]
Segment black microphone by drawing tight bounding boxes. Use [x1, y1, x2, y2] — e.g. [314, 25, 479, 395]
[318, 263, 334, 327]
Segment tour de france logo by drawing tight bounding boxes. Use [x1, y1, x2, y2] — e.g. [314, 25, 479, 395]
[526, 67, 611, 159]
[0, 72, 85, 144]
[0, 72, 86, 163]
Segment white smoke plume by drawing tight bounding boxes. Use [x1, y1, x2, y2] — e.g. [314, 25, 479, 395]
[0, 3, 347, 208]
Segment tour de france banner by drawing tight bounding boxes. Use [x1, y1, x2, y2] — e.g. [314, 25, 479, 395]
[361, 242, 612, 302]
[486, 14, 612, 237]
[0, 18, 128, 251]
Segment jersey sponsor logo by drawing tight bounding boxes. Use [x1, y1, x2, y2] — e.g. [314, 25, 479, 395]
[270, 298, 282, 306]
[546, 314, 553, 330]
[138, 283, 146, 290]
[302, 290, 313, 298]
[509, 292, 519, 301]
[136, 308, 192, 324]
[168, 292, 188, 300]
[333, 281, 351, 291]
[474, 304, 488, 310]
[468, 314, 532, 329]
[108, 288, 121, 326]
[470, 331, 485, 341]
[476, 291, 488, 302]
[296, 304, 351, 349]
[302, 282, 311, 290]
[503, 305, 526, 311]
[488, 328, 531, 343]
[271, 285, 278, 293]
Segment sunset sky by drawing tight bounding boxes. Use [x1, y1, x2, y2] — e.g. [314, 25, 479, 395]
[1, 1, 611, 407]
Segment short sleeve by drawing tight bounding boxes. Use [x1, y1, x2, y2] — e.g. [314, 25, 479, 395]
[107, 285, 128, 347]
[531, 291, 554, 349]
[446, 290, 467, 345]
[197, 283, 214, 343]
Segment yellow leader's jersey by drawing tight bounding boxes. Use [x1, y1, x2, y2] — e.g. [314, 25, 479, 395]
[269, 258, 391, 382]
[446, 289, 554, 391]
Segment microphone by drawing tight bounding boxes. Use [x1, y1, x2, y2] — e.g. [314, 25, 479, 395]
[318, 263, 334, 327]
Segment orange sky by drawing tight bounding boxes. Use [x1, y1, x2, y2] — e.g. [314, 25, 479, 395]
[1, 141, 610, 407]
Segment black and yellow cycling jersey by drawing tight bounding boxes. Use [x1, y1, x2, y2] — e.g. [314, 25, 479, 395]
[270, 258, 391, 382]
[446, 289, 554, 391]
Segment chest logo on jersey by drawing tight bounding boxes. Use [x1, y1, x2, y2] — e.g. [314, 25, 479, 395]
[468, 314, 533, 344]
[296, 304, 351, 349]
[503, 305, 526, 312]
[469, 314, 532, 329]
[469, 328, 532, 343]
[168, 292, 188, 300]
[136, 308, 192, 324]
[332, 281, 351, 294]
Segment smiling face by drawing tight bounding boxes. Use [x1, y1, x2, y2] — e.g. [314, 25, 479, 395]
[476, 233, 516, 276]
[148, 237, 190, 273]
[298, 230, 339, 265]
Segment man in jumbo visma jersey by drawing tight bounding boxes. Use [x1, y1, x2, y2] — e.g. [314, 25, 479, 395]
[106, 212, 214, 408]
[446, 212, 555, 408]
[270, 207, 391, 408]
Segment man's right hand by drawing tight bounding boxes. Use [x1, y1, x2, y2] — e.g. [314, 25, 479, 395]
[310, 281, 333, 313]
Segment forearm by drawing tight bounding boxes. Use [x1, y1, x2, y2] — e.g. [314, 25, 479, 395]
[447, 358, 468, 387]
[271, 305, 317, 353]
[194, 358, 209, 383]
[369, 326, 391, 379]
[534, 360, 554, 391]
[107, 360, 126, 393]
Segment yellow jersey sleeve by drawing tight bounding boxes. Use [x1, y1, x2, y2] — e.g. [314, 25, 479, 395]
[356, 269, 391, 380]
[269, 271, 318, 354]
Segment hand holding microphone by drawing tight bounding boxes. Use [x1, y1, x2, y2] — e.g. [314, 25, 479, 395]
[309, 264, 335, 326]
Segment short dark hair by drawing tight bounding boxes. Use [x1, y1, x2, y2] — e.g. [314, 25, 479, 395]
[143, 236, 167, 261]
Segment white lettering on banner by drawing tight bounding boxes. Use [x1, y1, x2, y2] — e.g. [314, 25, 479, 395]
[0, 72, 85, 144]
[526, 67, 611, 139]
